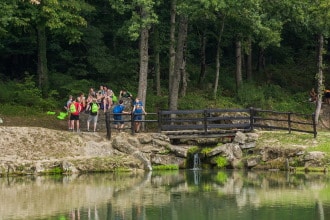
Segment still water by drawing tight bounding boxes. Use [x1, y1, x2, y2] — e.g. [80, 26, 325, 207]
[0, 170, 329, 220]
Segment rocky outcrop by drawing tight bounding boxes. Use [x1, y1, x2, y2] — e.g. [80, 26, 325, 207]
[0, 127, 327, 176]
[198, 131, 328, 171]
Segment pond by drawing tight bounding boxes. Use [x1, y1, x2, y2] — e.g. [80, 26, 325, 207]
[0, 170, 329, 220]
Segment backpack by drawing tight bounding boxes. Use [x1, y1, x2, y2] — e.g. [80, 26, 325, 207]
[69, 103, 76, 113]
[91, 103, 98, 113]
[112, 95, 118, 103]
[113, 105, 122, 113]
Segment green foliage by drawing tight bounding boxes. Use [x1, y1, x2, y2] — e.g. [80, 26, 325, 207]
[237, 83, 266, 108]
[214, 171, 228, 184]
[201, 147, 213, 155]
[43, 167, 63, 175]
[214, 156, 228, 168]
[152, 164, 179, 170]
[59, 79, 94, 97]
[14, 75, 42, 107]
[237, 82, 314, 114]
[188, 146, 199, 154]
[0, 81, 16, 103]
[178, 91, 209, 110]
[146, 92, 168, 112]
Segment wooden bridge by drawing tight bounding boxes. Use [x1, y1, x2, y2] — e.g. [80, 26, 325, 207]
[105, 108, 317, 140]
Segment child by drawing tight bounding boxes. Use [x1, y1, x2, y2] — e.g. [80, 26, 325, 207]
[113, 100, 130, 132]
[132, 101, 146, 133]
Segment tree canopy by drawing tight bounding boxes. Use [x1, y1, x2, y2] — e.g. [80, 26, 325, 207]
[0, 0, 329, 114]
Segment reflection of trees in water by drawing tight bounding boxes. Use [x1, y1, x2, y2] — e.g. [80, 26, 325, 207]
[0, 171, 329, 219]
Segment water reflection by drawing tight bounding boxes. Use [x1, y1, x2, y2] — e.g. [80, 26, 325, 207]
[0, 171, 329, 220]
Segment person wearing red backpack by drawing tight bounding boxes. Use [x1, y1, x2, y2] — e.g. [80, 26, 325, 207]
[69, 97, 82, 132]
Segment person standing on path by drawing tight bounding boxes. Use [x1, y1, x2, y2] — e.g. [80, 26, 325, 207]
[113, 100, 130, 132]
[64, 95, 73, 130]
[69, 97, 82, 132]
[86, 98, 100, 132]
[132, 100, 146, 133]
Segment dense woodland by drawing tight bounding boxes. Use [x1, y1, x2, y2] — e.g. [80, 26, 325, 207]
[0, 0, 329, 120]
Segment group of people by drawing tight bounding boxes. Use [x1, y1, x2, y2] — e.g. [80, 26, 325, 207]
[64, 86, 146, 133]
[309, 88, 330, 104]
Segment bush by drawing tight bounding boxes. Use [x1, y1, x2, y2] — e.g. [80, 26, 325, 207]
[215, 156, 228, 168]
[237, 83, 266, 108]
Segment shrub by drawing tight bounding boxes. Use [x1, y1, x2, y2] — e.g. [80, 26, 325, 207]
[215, 156, 228, 168]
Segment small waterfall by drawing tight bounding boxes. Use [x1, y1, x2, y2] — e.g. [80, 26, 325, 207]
[192, 153, 201, 170]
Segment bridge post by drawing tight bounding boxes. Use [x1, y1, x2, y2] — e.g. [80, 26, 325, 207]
[131, 112, 135, 135]
[249, 107, 255, 131]
[288, 112, 292, 134]
[203, 110, 208, 134]
[158, 110, 162, 132]
[105, 111, 111, 140]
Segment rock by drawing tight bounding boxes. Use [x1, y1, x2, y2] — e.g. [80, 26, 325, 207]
[206, 143, 242, 159]
[138, 135, 153, 144]
[61, 160, 78, 173]
[246, 156, 261, 168]
[240, 142, 256, 149]
[164, 145, 189, 158]
[245, 132, 259, 142]
[304, 151, 325, 161]
[304, 151, 326, 168]
[233, 131, 247, 144]
[150, 154, 186, 168]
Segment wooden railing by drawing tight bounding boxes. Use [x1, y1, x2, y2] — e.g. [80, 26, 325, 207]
[105, 108, 317, 139]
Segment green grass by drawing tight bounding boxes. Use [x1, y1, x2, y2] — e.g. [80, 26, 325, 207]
[256, 131, 330, 156]
[152, 164, 179, 170]
[0, 103, 45, 116]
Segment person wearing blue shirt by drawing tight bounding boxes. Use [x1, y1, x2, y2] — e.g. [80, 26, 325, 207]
[132, 101, 146, 133]
[113, 100, 130, 132]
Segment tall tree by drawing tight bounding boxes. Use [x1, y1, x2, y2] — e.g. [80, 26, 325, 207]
[169, 15, 188, 110]
[306, 0, 330, 123]
[109, 0, 157, 107]
[21, 0, 93, 95]
[168, 0, 176, 95]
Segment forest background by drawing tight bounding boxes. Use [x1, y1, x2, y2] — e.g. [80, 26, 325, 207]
[0, 0, 329, 125]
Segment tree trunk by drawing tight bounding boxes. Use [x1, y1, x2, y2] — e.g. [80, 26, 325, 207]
[246, 37, 252, 81]
[37, 23, 48, 96]
[180, 55, 187, 97]
[257, 47, 265, 72]
[153, 26, 161, 96]
[169, 15, 188, 110]
[213, 16, 225, 99]
[235, 39, 242, 90]
[137, 26, 149, 106]
[198, 31, 206, 85]
[315, 34, 324, 124]
[168, 0, 176, 94]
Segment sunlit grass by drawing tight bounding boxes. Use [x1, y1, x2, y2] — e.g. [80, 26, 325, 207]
[256, 130, 330, 155]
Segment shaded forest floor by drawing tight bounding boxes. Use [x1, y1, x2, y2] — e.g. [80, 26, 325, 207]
[0, 114, 67, 131]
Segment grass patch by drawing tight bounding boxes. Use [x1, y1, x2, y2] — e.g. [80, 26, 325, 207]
[152, 164, 179, 170]
[295, 167, 328, 173]
[256, 131, 330, 155]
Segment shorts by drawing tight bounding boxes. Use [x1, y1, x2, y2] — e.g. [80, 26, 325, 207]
[134, 115, 142, 121]
[113, 114, 124, 124]
[70, 114, 79, 121]
[87, 115, 98, 124]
